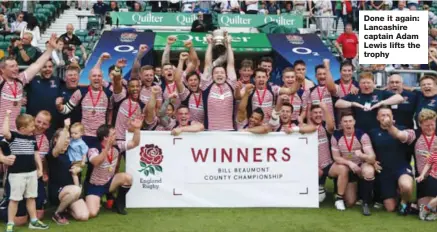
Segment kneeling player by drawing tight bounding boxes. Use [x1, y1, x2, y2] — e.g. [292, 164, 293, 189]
[331, 112, 376, 216]
[368, 106, 415, 215]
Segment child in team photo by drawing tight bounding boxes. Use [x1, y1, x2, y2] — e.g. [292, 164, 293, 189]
[67, 122, 89, 186]
[416, 152, 437, 221]
[3, 110, 49, 231]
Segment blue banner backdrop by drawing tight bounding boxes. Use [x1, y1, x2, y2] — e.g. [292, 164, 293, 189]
[267, 34, 341, 85]
[80, 31, 155, 85]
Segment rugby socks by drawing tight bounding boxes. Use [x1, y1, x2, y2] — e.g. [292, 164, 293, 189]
[359, 178, 374, 204]
[114, 185, 131, 215]
[319, 175, 327, 186]
[30, 218, 38, 223]
[335, 194, 344, 201]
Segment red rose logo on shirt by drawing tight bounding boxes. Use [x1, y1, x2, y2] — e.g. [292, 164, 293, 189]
[139, 144, 163, 176]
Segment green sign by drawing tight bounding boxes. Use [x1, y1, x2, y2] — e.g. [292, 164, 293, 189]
[111, 12, 303, 28]
[153, 32, 271, 52]
[218, 14, 303, 28]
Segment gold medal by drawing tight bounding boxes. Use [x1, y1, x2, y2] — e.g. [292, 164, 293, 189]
[348, 153, 353, 159]
[109, 166, 113, 172]
[92, 110, 96, 115]
[13, 101, 17, 106]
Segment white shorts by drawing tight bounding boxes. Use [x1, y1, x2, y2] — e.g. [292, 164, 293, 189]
[8, 171, 38, 201]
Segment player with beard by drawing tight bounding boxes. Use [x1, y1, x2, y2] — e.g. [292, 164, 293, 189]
[235, 84, 270, 134]
[111, 72, 145, 142]
[175, 52, 205, 124]
[246, 68, 297, 123]
[129, 45, 163, 110]
[293, 60, 315, 91]
[331, 112, 377, 216]
[169, 105, 204, 136]
[308, 104, 348, 210]
[268, 94, 316, 134]
[281, 68, 309, 124]
[331, 61, 359, 98]
[385, 74, 416, 129]
[335, 72, 404, 133]
[0, 33, 57, 139]
[201, 34, 237, 131]
[56, 66, 112, 148]
[308, 60, 338, 122]
[368, 106, 415, 215]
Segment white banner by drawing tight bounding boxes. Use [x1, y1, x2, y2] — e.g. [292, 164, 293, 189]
[126, 131, 319, 208]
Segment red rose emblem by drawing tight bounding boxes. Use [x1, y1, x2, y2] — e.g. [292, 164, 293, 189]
[140, 144, 163, 165]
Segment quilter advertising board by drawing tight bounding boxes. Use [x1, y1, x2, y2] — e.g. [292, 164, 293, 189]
[125, 131, 319, 208]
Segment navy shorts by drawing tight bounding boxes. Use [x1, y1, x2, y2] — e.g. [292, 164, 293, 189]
[376, 166, 413, 200]
[85, 178, 113, 198]
[322, 163, 333, 178]
[83, 136, 100, 150]
[417, 175, 437, 199]
[47, 184, 64, 206]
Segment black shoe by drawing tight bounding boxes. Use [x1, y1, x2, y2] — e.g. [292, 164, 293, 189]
[362, 203, 371, 216]
[78, 8, 82, 11]
[86, 8, 89, 11]
[112, 198, 127, 215]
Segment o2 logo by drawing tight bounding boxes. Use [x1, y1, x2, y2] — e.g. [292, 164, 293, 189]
[114, 45, 138, 54]
[292, 47, 319, 56]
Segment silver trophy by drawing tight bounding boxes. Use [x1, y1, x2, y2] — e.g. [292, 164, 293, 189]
[212, 29, 227, 56]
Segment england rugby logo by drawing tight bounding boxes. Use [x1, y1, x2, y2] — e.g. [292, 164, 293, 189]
[138, 144, 163, 176]
[120, 33, 137, 43]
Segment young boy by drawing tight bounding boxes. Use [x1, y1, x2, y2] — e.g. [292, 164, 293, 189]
[3, 110, 49, 231]
[417, 152, 437, 221]
[67, 122, 88, 186]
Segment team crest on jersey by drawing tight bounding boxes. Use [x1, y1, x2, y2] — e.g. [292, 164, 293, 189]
[372, 95, 379, 103]
[286, 35, 304, 45]
[120, 33, 137, 43]
[50, 80, 57, 88]
[429, 99, 436, 107]
[403, 96, 409, 104]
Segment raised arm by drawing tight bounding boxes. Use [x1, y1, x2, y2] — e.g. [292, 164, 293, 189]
[3, 110, 12, 140]
[130, 44, 149, 80]
[162, 36, 176, 65]
[126, 118, 142, 150]
[93, 52, 111, 71]
[24, 33, 57, 80]
[320, 102, 335, 134]
[146, 86, 160, 125]
[226, 35, 236, 81]
[184, 40, 199, 74]
[112, 69, 123, 95]
[323, 59, 337, 96]
[175, 52, 189, 93]
[90, 131, 114, 166]
[52, 119, 70, 157]
[237, 84, 254, 123]
[203, 34, 213, 79]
